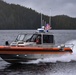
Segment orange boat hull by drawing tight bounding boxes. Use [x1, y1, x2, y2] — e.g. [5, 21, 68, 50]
[0, 46, 72, 54]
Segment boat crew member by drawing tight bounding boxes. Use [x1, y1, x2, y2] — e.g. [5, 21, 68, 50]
[36, 35, 41, 44]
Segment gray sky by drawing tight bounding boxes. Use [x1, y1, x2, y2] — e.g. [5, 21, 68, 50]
[4, 0, 76, 17]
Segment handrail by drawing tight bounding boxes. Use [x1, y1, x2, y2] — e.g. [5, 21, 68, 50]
[64, 44, 74, 50]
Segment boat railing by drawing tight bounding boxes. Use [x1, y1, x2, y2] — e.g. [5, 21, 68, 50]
[57, 44, 74, 50]
[10, 40, 74, 50]
[64, 44, 74, 49]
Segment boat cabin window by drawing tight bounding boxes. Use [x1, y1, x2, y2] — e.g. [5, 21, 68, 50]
[43, 35, 54, 43]
[30, 34, 41, 43]
[24, 34, 33, 42]
[15, 33, 54, 44]
[15, 34, 25, 41]
[29, 34, 54, 44]
[15, 34, 33, 42]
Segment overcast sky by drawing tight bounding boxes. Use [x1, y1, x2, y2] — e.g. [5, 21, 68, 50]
[4, 0, 76, 17]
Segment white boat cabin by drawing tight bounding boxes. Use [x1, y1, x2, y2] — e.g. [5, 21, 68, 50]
[10, 29, 55, 46]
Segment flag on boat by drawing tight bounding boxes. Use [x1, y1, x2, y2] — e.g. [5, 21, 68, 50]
[45, 23, 52, 30]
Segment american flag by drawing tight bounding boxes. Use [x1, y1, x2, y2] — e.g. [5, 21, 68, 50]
[45, 24, 52, 30]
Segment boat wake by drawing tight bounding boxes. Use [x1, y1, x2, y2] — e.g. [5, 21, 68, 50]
[23, 40, 76, 64]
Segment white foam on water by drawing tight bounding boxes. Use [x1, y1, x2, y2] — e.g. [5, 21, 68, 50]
[25, 55, 72, 64]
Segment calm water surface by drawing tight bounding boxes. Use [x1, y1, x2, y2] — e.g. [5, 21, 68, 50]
[0, 30, 76, 75]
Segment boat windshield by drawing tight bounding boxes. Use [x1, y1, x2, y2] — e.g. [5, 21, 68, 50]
[15, 34, 33, 42]
[15, 34, 25, 41]
[15, 33, 54, 44]
[24, 34, 33, 42]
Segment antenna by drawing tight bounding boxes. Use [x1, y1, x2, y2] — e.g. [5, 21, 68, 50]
[49, 8, 51, 25]
[49, 15, 51, 25]
[41, 13, 43, 27]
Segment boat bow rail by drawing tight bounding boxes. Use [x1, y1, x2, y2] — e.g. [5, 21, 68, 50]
[65, 44, 74, 51]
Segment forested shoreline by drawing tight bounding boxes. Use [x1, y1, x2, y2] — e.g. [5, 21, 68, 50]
[0, 0, 76, 30]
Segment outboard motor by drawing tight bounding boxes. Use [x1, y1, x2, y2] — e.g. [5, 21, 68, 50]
[5, 41, 9, 46]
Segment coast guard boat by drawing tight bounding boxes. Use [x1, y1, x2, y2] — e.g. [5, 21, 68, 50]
[0, 28, 73, 64]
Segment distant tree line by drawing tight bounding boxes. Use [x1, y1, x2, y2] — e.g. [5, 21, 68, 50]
[0, 0, 76, 30]
[52, 15, 76, 29]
